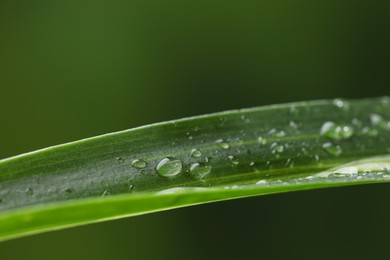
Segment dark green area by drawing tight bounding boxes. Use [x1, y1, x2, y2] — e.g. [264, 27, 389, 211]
[0, 0, 389, 259]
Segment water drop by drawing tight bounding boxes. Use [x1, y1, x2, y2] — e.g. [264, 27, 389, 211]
[289, 105, 298, 115]
[285, 158, 294, 167]
[102, 190, 110, 197]
[268, 129, 286, 137]
[352, 118, 363, 128]
[256, 180, 268, 185]
[189, 163, 211, 179]
[361, 127, 378, 137]
[333, 98, 350, 110]
[132, 159, 147, 169]
[65, 188, 73, 193]
[191, 149, 202, 158]
[249, 161, 255, 166]
[320, 121, 354, 140]
[370, 114, 383, 125]
[156, 157, 182, 177]
[322, 142, 342, 156]
[271, 143, 284, 153]
[370, 114, 390, 130]
[334, 167, 358, 175]
[215, 139, 229, 149]
[257, 136, 267, 145]
[25, 188, 33, 195]
[116, 157, 124, 163]
[227, 155, 239, 165]
[289, 121, 299, 129]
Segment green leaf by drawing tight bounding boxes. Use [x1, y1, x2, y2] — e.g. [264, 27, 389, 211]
[1, 97, 390, 242]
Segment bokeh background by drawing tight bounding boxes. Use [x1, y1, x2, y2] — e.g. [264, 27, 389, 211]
[0, 0, 389, 259]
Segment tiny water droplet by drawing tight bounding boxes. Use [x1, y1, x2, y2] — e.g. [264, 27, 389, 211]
[25, 188, 33, 195]
[189, 163, 211, 179]
[156, 157, 182, 177]
[116, 157, 124, 163]
[289, 121, 299, 129]
[334, 167, 358, 175]
[370, 114, 390, 130]
[289, 105, 298, 115]
[322, 142, 342, 156]
[320, 121, 354, 140]
[271, 143, 284, 153]
[257, 136, 267, 145]
[191, 149, 202, 158]
[333, 98, 350, 110]
[370, 114, 383, 125]
[361, 127, 378, 137]
[227, 155, 239, 165]
[268, 129, 286, 137]
[256, 180, 268, 185]
[285, 158, 294, 167]
[102, 190, 110, 197]
[215, 139, 229, 149]
[352, 118, 362, 128]
[249, 161, 255, 166]
[131, 159, 147, 169]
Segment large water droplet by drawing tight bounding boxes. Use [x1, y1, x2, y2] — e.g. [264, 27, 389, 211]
[191, 149, 202, 158]
[320, 121, 354, 140]
[322, 142, 342, 156]
[132, 159, 147, 169]
[156, 157, 182, 177]
[215, 139, 229, 149]
[189, 163, 211, 179]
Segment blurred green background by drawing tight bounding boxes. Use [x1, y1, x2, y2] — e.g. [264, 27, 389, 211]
[0, 0, 389, 259]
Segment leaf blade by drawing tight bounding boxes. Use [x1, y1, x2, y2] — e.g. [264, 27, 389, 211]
[1, 97, 390, 241]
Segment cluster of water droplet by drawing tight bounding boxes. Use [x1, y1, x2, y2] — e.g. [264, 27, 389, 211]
[96, 98, 390, 197]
